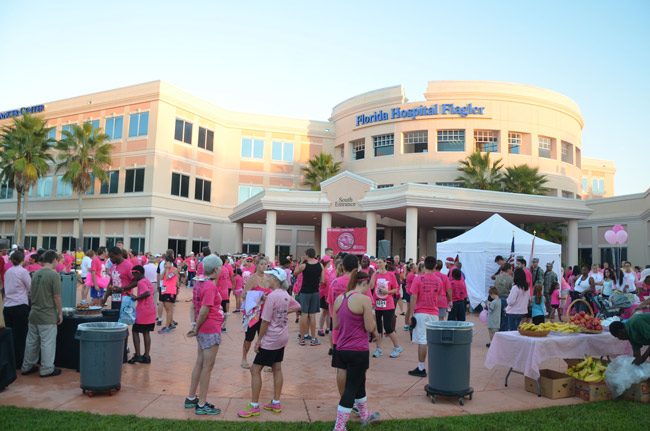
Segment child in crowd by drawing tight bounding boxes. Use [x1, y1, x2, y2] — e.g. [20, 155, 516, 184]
[448, 268, 468, 321]
[233, 268, 244, 312]
[531, 282, 546, 325]
[549, 282, 561, 321]
[487, 287, 501, 348]
[128, 265, 155, 364]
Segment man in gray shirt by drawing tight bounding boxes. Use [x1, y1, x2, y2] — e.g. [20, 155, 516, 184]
[494, 263, 513, 331]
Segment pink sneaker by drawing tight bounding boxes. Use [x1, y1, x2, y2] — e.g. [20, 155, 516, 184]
[237, 403, 261, 418]
[263, 401, 282, 413]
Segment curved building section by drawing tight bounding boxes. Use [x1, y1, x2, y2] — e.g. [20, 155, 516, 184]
[329, 81, 585, 198]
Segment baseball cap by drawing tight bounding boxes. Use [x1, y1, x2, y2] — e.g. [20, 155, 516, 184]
[131, 265, 144, 274]
[264, 267, 287, 283]
[445, 257, 455, 263]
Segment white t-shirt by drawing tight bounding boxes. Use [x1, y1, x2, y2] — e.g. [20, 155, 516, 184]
[80, 256, 92, 277]
[574, 276, 591, 293]
[158, 261, 166, 287]
[589, 272, 603, 285]
[144, 263, 157, 283]
[619, 272, 637, 293]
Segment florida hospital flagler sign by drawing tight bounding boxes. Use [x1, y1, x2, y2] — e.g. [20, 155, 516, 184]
[327, 228, 368, 255]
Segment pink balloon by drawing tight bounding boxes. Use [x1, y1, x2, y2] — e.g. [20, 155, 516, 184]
[615, 230, 628, 244]
[612, 224, 624, 233]
[604, 230, 617, 245]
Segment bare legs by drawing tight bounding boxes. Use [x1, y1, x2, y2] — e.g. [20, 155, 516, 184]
[188, 344, 219, 404]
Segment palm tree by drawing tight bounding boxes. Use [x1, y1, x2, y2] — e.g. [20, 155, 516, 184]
[56, 122, 112, 251]
[501, 165, 549, 195]
[302, 152, 342, 191]
[0, 113, 54, 245]
[455, 151, 504, 191]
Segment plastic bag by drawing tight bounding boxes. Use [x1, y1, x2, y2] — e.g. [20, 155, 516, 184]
[604, 355, 650, 398]
[118, 296, 136, 325]
[479, 309, 488, 324]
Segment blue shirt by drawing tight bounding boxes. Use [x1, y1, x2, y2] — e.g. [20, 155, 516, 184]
[531, 296, 546, 317]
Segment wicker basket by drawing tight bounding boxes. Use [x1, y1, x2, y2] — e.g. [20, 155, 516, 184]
[518, 329, 550, 337]
[566, 298, 602, 333]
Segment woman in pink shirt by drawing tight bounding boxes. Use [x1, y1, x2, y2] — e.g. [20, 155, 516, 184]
[370, 259, 403, 359]
[128, 265, 156, 364]
[241, 258, 270, 369]
[318, 256, 335, 337]
[238, 267, 301, 418]
[331, 269, 380, 430]
[87, 247, 109, 306]
[505, 268, 531, 330]
[217, 255, 233, 332]
[233, 268, 244, 312]
[159, 257, 179, 334]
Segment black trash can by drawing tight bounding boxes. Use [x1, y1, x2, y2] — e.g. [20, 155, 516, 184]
[76, 322, 128, 394]
[424, 321, 474, 405]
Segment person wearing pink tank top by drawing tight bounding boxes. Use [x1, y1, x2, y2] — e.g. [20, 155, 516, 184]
[331, 269, 380, 430]
[328, 254, 358, 367]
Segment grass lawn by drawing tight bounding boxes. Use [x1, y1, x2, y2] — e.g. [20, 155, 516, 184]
[1, 401, 648, 430]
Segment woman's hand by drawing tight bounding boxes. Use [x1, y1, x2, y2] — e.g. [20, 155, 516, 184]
[187, 328, 197, 338]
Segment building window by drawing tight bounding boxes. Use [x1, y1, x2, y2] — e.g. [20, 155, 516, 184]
[538, 136, 553, 158]
[56, 176, 73, 197]
[351, 139, 365, 160]
[241, 138, 264, 159]
[508, 132, 521, 154]
[192, 240, 210, 255]
[581, 177, 589, 192]
[130, 237, 145, 254]
[100, 170, 119, 194]
[174, 118, 193, 144]
[42, 236, 57, 250]
[238, 185, 264, 203]
[47, 128, 56, 141]
[124, 168, 144, 193]
[62, 236, 77, 252]
[128, 112, 149, 138]
[561, 141, 574, 164]
[561, 190, 574, 199]
[105, 237, 124, 249]
[198, 127, 214, 151]
[436, 181, 463, 188]
[475, 130, 499, 152]
[105, 116, 123, 140]
[168, 238, 186, 258]
[373, 134, 394, 157]
[437, 130, 465, 152]
[272, 141, 294, 162]
[89, 119, 100, 132]
[62, 124, 75, 136]
[0, 181, 13, 199]
[403, 131, 428, 154]
[377, 184, 394, 189]
[31, 177, 52, 198]
[171, 172, 189, 198]
[83, 237, 100, 252]
[242, 243, 260, 254]
[24, 236, 37, 249]
[194, 178, 211, 202]
[592, 178, 605, 195]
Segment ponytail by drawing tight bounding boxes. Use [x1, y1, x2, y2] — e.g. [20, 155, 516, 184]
[347, 269, 369, 292]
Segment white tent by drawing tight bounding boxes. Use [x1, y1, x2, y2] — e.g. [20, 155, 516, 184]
[437, 213, 562, 309]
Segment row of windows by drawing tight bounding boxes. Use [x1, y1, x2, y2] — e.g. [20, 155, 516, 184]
[348, 130, 577, 163]
[170, 173, 212, 202]
[52, 112, 149, 141]
[8, 236, 146, 254]
[241, 138, 294, 162]
[582, 177, 605, 195]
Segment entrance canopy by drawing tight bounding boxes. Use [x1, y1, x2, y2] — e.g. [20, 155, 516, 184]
[437, 214, 562, 308]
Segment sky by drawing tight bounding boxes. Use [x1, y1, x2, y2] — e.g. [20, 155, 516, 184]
[1, 0, 648, 195]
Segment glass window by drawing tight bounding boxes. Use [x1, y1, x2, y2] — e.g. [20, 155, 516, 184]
[167, 239, 186, 258]
[436, 182, 463, 188]
[194, 178, 211, 202]
[31, 177, 52, 198]
[47, 128, 56, 141]
[242, 243, 260, 254]
[437, 130, 465, 152]
[241, 138, 264, 159]
[171, 172, 190, 197]
[62, 124, 75, 136]
[581, 177, 588, 192]
[198, 127, 214, 151]
[100, 170, 119, 194]
[42, 236, 57, 250]
[83, 237, 100, 252]
[403, 131, 428, 154]
[0, 181, 14, 199]
[272, 141, 294, 162]
[56, 175, 73, 197]
[592, 178, 605, 195]
[128, 112, 149, 137]
[538, 136, 552, 158]
[373, 134, 394, 157]
[508, 132, 521, 154]
[561, 190, 574, 199]
[192, 240, 210, 255]
[90, 119, 100, 132]
[130, 237, 145, 254]
[474, 130, 499, 152]
[62, 236, 77, 252]
[377, 184, 394, 189]
[105, 116, 123, 140]
[561, 141, 574, 164]
[174, 118, 192, 144]
[105, 237, 124, 249]
[124, 168, 144, 193]
[24, 236, 37, 249]
[351, 139, 365, 160]
[238, 185, 264, 203]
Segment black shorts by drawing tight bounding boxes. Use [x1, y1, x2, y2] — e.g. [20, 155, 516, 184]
[253, 347, 285, 367]
[245, 319, 261, 342]
[320, 296, 329, 310]
[111, 301, 121, 310]
[132, 323, 155, 333]
[221, 299, 229, 310]
[161, 294, 177, 303]
[375, 308, 396, 334]
[334, 348, 369, 371]
[331, 345, 344, 369]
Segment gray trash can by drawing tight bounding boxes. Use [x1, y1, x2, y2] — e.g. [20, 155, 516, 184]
[75, 322, 128, 394]
[424, 320, 474, 405]
[60, 273, 77, 308]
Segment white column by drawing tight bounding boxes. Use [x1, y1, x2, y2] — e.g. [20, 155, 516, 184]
[568, 220, 578, 266]
[405, 207, 418, 261]
[366, 212, 377, 257]
[144, 218, 151, 253]
[321, 212, 332, 256]
[234, 222, 243, 254]
[264, 211, 276, 261]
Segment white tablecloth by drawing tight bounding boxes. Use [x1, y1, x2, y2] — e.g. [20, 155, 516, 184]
[484, 331, 632, 380]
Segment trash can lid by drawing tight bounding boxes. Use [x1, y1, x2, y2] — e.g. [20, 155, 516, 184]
[425, 321, 474, 330]
[77, 322, 128, 332]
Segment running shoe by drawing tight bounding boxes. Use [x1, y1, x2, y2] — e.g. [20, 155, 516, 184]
[389, 346, 404, 358]
[263, 401, 282, 413]
[222, 327, 227, 333]
[362, 411, 381, 426]
[158, 327, 172, 334]
[196, 402, 221, 415]
[351, 405, 360, 416]
[317, 329, 325, 337]
[310, 338, 321, 346]
[238, 403, 261, 418]
[372, 348, 383, 358]
[156, 318, 162, 326]
[184, 397, 199, 409]
[304, 335, 312, 340]
[408, 367, 427, 377]
[299, 338, 306, 346]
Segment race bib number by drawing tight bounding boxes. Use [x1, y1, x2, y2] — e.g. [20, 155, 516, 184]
[111, 293, 121, 302]
[375, 299, 387, 308]
[161, 284, 166, 293]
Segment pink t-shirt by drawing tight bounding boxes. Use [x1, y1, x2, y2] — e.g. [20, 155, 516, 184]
[320, 265, 336, 298]
[524, 268, 533, 289]
[162, 267, 178, 296]
[186, 257, 196, 272]
[373, 271, 399, 310]
[405, 272, 416, 294]
[55, 263, 65, 273]
[217, 263, 233, 296]
[260, 288, 301, 350]
[411, 273, 442, 315]
[435, 272, 451, 308]
[192, 278, 224, 334]
[550, 289, 561, 306]
[233, 274, 243, 294]
[328, 274, 350, 346]
[293, 272, 303, 295]
[26, 263, 42, 273]
[450, 279, 468, 302]
[135, 278, 156, 325]
[63, 253, 74, 272]
[110, 259, 134, 302]
[197, 261, 204, 276]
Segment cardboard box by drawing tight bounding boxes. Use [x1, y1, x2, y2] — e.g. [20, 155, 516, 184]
[622, 380, 650, 403]
[525, 369, 575, 399]
[575, 380, 612, 402]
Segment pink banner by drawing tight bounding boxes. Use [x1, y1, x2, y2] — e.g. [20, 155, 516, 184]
[327, 228, 367, 255]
